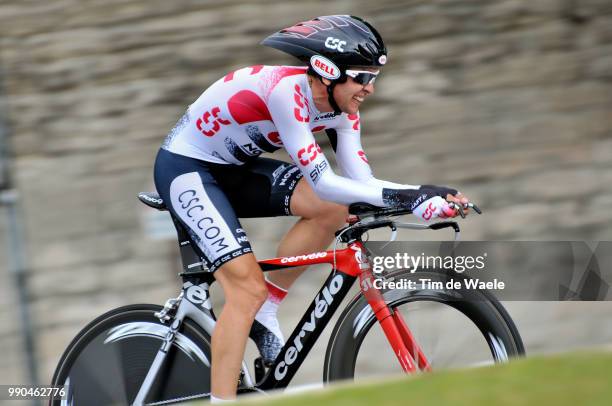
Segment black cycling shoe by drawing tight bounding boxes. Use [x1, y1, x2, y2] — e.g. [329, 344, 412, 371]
[249, 319, 283, 366]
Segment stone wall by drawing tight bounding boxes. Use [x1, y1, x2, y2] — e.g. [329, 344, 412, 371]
[1, 0, 611, 388]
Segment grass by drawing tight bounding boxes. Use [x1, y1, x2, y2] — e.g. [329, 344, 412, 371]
[217, 352, 612, 406]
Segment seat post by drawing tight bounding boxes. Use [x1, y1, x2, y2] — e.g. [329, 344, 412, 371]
[137, 192, 215, 284]
[171, 215, 207, 274]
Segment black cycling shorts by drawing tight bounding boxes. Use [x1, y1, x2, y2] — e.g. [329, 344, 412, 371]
[154, 148, 303, 272]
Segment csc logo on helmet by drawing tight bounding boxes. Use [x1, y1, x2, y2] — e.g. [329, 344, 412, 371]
[325, 37, 347, 52]
[310, 55, 341, 80]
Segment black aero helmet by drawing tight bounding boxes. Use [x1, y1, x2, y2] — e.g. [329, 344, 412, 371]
[261, 15, 387, 113]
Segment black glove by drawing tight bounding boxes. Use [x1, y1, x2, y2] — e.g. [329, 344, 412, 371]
[419, 184, 458, 198]
[382, 185, 458, 210]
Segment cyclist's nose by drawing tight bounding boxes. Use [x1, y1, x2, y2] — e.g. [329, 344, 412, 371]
[363, 82, 375, 95]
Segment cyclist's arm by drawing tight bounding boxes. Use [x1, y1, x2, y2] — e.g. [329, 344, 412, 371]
[267, 83, 386, 206]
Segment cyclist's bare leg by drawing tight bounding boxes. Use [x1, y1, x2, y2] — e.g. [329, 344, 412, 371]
[266, 178, 348, 290]
[211, 254, 268, 399]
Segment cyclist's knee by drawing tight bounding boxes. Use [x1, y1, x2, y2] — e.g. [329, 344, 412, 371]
[312, 201, 348, 231]
[217, 259, 268, 316]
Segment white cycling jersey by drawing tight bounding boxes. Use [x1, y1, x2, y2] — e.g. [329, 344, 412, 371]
[162, 65, 416, 207]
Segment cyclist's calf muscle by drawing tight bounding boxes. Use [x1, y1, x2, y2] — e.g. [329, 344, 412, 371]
[212, 254, 267, 399]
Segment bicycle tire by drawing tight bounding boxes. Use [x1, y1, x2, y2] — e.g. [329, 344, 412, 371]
[323, 270, 525, 382]
[50, 304, 212, 406]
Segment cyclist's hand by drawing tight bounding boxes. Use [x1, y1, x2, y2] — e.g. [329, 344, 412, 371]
[382, 185, 478, 220]
[445, 192, 471, 217]
[413, 185, 470, 221]
[412, 196, 455, 221]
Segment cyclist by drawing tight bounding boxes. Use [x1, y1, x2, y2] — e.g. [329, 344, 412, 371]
[153, 15, 470, 402]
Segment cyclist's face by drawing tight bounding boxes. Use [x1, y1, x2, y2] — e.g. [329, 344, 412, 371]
[334, 67, 378, 115]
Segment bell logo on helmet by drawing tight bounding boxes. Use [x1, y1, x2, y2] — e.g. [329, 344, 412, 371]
[378, 55, 387, 65]
[310, 55, 340, 80]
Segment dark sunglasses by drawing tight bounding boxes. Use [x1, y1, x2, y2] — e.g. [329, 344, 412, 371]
[345, 69, 380, 85]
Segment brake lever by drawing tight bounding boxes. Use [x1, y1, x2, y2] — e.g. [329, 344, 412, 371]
[448, 202, 483, 217]
[467, 202, 482, 214]
[448, 202, 466, 218]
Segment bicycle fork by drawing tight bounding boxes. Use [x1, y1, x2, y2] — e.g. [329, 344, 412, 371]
[359, 266, 431, 373]
[131, 293, 187, 406]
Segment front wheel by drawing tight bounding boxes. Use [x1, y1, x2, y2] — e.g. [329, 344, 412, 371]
[324, 270, 525, 382]
[50, 304, 212, 406]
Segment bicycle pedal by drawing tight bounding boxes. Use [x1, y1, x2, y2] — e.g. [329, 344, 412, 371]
[254, 357, 268, 383]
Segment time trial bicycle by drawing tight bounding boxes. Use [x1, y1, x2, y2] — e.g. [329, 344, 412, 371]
[49, 192, 525, 405]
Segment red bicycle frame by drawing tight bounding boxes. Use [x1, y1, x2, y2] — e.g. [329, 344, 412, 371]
[258, 240, 430, 380]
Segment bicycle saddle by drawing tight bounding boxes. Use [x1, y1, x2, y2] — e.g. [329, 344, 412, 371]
[138, 192, 167, 211]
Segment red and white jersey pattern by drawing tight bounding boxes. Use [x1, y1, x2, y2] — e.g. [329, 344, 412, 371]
[163, 65, 415, 207]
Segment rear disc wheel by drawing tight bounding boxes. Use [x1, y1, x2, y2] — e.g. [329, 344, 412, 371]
[50, 304, 212, 405]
